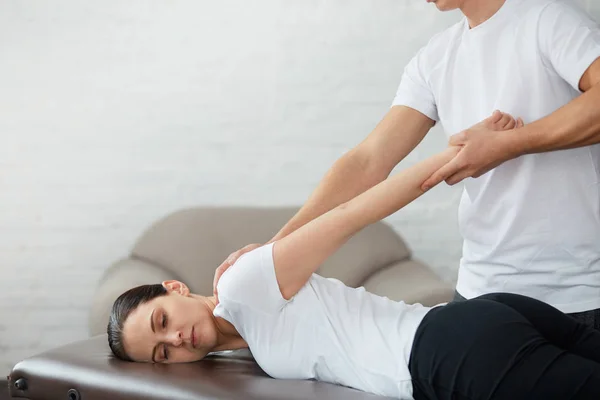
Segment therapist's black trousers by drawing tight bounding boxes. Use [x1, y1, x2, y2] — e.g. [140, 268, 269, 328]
[408, 293, 600, 400]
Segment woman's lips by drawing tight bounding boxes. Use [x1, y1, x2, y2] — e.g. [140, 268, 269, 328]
[191, 326, 196, 348]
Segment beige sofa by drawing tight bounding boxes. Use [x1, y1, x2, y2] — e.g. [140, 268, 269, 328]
[89, 206, 453, 335]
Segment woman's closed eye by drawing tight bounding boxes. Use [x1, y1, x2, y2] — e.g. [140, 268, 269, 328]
[160, 313, 168, 361]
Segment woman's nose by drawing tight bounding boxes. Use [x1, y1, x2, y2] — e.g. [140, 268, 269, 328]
[166, 330, 183, 347]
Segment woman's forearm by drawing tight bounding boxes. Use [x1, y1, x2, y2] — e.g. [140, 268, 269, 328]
[341, 147, 459, 232]
[267, 150, 385, 244]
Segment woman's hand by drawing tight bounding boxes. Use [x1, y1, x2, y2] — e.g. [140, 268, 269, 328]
[213, 243, 263, 302]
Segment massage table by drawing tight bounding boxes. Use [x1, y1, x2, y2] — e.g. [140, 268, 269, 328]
[9, 335, 394, 399]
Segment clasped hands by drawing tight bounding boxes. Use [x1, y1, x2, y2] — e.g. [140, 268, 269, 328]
[421, 110, 525, 191]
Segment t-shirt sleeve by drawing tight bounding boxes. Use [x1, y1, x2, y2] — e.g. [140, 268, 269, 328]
[391, 46, 439, 122]
[214, 243, 288, 315]
[538, 0, 600, 92]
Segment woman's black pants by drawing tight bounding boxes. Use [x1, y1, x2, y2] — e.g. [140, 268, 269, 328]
[408, 293, 600, 400]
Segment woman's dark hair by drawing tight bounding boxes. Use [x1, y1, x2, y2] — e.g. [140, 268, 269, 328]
[107, 284, 168, 361]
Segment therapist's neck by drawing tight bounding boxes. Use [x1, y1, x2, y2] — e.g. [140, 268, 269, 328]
[461, 0, 507, 28]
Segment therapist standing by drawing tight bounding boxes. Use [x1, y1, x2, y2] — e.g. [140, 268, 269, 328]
[214, 0, 600, 329]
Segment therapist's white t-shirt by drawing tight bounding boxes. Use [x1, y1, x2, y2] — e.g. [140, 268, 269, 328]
[392, 0, 600, 313]
[214, 244, 433, 399]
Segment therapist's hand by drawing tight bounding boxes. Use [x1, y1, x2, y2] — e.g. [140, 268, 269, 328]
[213, 243, 263, 303]
[421, 110, 525, 190]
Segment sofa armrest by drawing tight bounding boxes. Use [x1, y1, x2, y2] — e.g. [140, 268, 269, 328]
[361, 260, 454, 307]
[88, 258, 179, 336]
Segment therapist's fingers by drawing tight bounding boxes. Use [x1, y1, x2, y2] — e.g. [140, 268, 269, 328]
[445, 169, 474, 186]
[498, 112, 514, 130]
[487, 110, 506, 130]
[504, 115, 517, 130]
[213, 252, 237, 300]
[490, 110, 504, 124]
[422, 156, 462, 191]
[213, 263, 228, 302]
[448, 131, 467, 146]
[451, 110, 508, 147]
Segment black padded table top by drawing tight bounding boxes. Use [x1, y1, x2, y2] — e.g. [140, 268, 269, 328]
[9, 335, 394, 400]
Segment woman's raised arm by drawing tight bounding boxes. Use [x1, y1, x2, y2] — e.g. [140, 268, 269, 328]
[272, 146, 459, 300]
[271, 110, 522, 299]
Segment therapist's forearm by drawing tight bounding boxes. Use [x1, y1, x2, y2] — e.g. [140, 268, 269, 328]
[267, 106, 434, 245]
[512, 83, 600, 154]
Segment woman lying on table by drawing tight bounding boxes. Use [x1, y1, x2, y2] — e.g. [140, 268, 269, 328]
[107, 112, 600, 400]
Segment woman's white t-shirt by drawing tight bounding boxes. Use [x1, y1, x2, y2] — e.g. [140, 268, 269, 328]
[393, 0, 600, 313]
[214, 244, 433, 399]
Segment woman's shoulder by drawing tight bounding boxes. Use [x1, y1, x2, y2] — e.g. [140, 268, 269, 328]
[216, 243, 289, 313]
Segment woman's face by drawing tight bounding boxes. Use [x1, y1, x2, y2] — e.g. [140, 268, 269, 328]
[121, 281, 219, 363]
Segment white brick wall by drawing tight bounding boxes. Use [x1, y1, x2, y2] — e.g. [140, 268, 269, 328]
[0, 0, 596, 376]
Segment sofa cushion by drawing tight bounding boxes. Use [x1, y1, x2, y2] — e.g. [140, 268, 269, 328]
[131, 207, 411, 295]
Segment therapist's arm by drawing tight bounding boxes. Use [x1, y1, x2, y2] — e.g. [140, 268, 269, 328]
[268, 106, 434, 242]
[422, 58, 600, 189]
[510, 58, 600, 153]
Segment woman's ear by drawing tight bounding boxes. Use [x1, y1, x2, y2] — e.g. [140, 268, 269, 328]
[162, 280, 190, 296]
